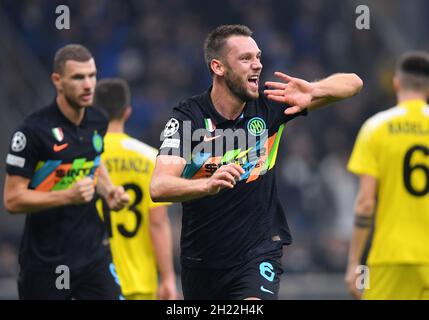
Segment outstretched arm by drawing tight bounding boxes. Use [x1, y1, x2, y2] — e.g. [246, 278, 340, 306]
[264, 72, 363, 115]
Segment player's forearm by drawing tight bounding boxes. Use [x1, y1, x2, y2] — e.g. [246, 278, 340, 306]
[150, 174, 210, 202]
[96, 163, 114, 200]
[348, 198, 375, 264]
[150, 213, 176, 282]
[348, 224, 371, 265]
[4, 188, 73, 214]
[309, 73, 363, 110]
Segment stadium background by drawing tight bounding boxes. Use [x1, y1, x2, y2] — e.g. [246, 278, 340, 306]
[0, 0, 428, 299]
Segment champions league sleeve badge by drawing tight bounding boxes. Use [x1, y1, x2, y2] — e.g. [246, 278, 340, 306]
[163, 118, 180, 137]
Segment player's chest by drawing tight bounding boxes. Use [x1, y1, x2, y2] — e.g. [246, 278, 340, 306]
[39, 124, 104, 161]
[190, 113, 281, 157]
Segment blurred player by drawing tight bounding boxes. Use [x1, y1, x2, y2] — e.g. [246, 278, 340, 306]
[346, 52, 429, 299]
[94, 78, 178, 300]
[150, 24, 363, 300]
[3, 44, 129, 299]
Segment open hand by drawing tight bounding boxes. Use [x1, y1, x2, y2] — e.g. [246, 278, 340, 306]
[264, 72, 314, 115]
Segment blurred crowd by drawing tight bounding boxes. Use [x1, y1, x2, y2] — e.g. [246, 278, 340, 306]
[1, 0, 429, 279]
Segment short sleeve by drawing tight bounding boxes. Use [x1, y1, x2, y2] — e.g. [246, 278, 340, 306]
[5, 124, 42, 179]
[146, 154, 172, 209]
[158, 104, 196, 163]
[148, 197, 171, 209]
[347, 120, 379, 178]
[283, 106, 308, 123]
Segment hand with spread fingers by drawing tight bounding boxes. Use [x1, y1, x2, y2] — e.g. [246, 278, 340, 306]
[264, 71, 363, 115]
[264, 72, 314, 115]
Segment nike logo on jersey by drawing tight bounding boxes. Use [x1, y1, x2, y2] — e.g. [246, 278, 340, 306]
[203, 135, 221, 142]
[53, 143, 69, 152]
[260, 285, 274, 294]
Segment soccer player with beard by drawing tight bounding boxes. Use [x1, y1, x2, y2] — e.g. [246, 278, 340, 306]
[3, 44, 129, 299]
[151, 25, 363, 300]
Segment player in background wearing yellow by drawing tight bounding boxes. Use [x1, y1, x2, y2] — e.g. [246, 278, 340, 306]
[345, 52, 429, 299]
[94, 78, 178, 300]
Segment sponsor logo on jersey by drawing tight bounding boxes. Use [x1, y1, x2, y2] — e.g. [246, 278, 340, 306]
[247, 117, 266, 136]
[92, 131, 103, 152]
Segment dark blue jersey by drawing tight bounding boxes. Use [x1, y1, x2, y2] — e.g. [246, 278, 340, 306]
[159, 87, 307, 268]
[5, 101, 109, 271]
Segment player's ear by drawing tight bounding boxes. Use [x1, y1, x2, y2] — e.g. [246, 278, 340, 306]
[51, 73, 62, 91]
[124, 106, 132, 121]
[393, 74, 400, 92]
[211, 59, 225, 77]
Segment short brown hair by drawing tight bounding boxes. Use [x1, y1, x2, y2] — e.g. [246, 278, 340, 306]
[396, 51, 429, 91]
[204, 24, 253, 76]
[94, 78, 131, 120]
[53, 44, 93, 74]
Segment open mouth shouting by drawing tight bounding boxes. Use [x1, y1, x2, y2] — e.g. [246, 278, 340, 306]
[248, 74, 259, 90]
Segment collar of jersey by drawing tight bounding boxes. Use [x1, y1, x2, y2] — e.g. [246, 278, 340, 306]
[105, 132, 127, 139]
[204, 86, 258, 125]
[398, 99, 427, 109]
[52, 99, 89, 128]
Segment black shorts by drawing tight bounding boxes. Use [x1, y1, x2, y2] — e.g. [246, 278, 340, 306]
[181, 249, 283, 300]
[18, 254, 123, 300]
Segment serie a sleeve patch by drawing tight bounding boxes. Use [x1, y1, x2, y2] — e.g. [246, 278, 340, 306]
[6, 154, 26, 168]
[160, 138, 180, 149]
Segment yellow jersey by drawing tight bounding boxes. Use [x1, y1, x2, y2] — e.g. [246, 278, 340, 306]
[96, 132, 167, 296]
[348, 99, 429, 265]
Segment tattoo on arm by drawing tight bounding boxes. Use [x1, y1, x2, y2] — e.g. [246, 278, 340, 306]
[354, 215, 374, 228]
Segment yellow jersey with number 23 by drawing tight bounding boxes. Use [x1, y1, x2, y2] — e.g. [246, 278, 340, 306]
[96, 132, 167, 297]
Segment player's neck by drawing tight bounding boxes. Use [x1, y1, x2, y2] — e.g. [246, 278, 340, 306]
[107, 121, 124, 133]
[211, 81, 245, 120]
[397, 91, 427, 104]
[56, 95, 85, 126]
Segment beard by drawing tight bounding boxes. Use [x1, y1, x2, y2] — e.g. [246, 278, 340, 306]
[63, 91, 91, 110]
[64, 94, 83, 110]
[224, 68, 258, 102]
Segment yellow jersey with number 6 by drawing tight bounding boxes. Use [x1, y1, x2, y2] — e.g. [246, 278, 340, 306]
[96, 132, 167, 296]
[348, 100, 429, 265]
